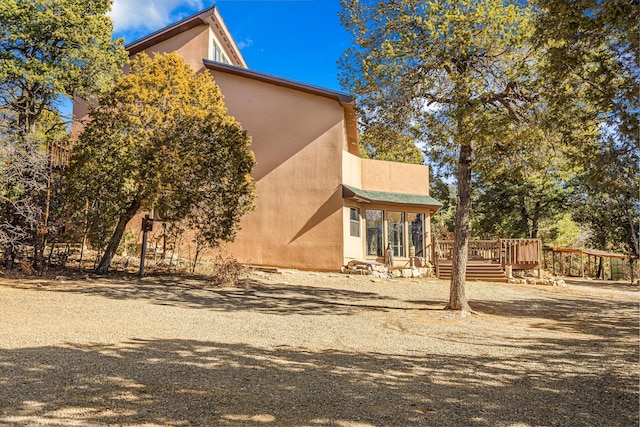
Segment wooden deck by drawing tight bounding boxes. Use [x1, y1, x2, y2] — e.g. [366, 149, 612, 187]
[434, 239, 542, 281]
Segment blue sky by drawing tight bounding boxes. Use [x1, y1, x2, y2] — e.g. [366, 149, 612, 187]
[110, 0, 351, 92]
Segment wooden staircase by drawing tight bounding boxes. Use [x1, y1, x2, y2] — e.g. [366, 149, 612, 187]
[437, 260, 508, 282]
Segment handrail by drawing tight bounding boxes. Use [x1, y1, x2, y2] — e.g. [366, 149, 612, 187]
[434, 238, 541, 269]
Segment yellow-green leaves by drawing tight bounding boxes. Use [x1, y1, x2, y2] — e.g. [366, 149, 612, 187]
[66, 53, 256, 265]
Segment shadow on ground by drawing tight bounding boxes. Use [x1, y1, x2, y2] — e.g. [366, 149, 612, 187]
[0, 337, 637, 427]
[1, 276, 638, 425]
[4, 275, 441, 316]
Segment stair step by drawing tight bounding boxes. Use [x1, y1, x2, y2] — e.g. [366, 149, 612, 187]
[437, 261, 506, 282]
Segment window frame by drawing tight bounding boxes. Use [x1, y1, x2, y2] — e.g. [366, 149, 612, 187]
[365, 209, 384, 257]
[349, 207, 361, 237]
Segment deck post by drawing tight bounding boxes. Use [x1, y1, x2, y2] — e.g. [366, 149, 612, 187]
[537, 240, 542, 278]
[433, 237, 439, 279]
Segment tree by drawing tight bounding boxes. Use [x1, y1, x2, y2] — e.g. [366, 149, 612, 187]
[340, 0, 537, 312]
[0, 122, 48, 265]
[534, 0, 639, 257]
[359, 124, 424, 164]
[570, 143, 640, 257]
[430, 173, 456, 240]
[0, 0, 126, 269]
[66, 53, 256, 274]
[471, 103, 583, 241]
[0, 0, 126, 134]
[534, 0, 638, 146]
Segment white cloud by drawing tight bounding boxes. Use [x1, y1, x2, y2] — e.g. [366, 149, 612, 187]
[236, 38, 254, 50]
[109, 0, 205, 34]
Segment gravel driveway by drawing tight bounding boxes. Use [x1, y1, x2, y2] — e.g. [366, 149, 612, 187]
[0, 271, 638, 426]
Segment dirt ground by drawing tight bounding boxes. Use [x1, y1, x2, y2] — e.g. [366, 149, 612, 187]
[0, 269, 638, 426]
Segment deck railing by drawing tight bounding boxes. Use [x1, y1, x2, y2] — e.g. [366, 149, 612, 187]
[435, 238, 541, 270]
[49, 142, 70, 169]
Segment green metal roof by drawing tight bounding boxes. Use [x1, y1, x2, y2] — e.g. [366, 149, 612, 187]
[342, 185, 443, 210]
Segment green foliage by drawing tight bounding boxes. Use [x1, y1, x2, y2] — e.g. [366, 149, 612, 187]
[569, 142, 640, 256]
[538, 212, 580, 249]
[359, 124, 424, 164]
[117, 229, 138, 257]
[0, 0, 124, 269]
[340, 0, 536, 148]
[534, 0, 638, 145]
[471, 103, 580, 240]
[66, 53, 256, 272]
[0, 0, 126, 133]
[534, 0, 639, 256]
[429, 173, 455, 240]
[472, 177, 570, 239]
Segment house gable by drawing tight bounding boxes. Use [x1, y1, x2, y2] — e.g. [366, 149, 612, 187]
[125, 6, 246, 68]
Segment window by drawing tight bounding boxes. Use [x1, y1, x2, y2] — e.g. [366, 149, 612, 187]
[363, 210, 427, 259]
[387, 211, 405, 257]
[408, 213, 424, 257]
[365, 209, 383, 256]
[350, 207, 360, 237]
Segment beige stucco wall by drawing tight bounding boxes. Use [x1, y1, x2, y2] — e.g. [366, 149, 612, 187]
[341, 151, 362, 189]
[341, 153, 363, 261]
[343, 151, 431, 195]
[139, 25, 211, 72]
[209, 70, 347, 270]
[361, 157, 430, 195]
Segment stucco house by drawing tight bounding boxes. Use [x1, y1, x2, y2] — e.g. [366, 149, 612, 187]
[73, 6, 442, 271]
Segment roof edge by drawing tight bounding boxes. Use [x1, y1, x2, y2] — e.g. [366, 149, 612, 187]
[125, 6, 217, 55]
[203, 59, 356, 105]
[342, 184, 443, 211]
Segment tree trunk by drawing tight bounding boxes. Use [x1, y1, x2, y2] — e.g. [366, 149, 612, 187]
[626, 208, 639, 258]
[530, 201, 541, 238]
[531, 217, 539, 239]
[95, 199, 141, 275]
[446, 143, 473, 312]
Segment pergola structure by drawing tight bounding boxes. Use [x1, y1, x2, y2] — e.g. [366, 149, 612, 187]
[550, 247, 638, 282]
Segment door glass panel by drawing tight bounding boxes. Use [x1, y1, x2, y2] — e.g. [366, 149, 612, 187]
[408, 213, 424, 257]
[387, 211, 405, 257]
[365, 210, 383, 256]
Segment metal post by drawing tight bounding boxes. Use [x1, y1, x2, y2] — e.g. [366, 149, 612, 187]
[139, 214, 153, 277]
